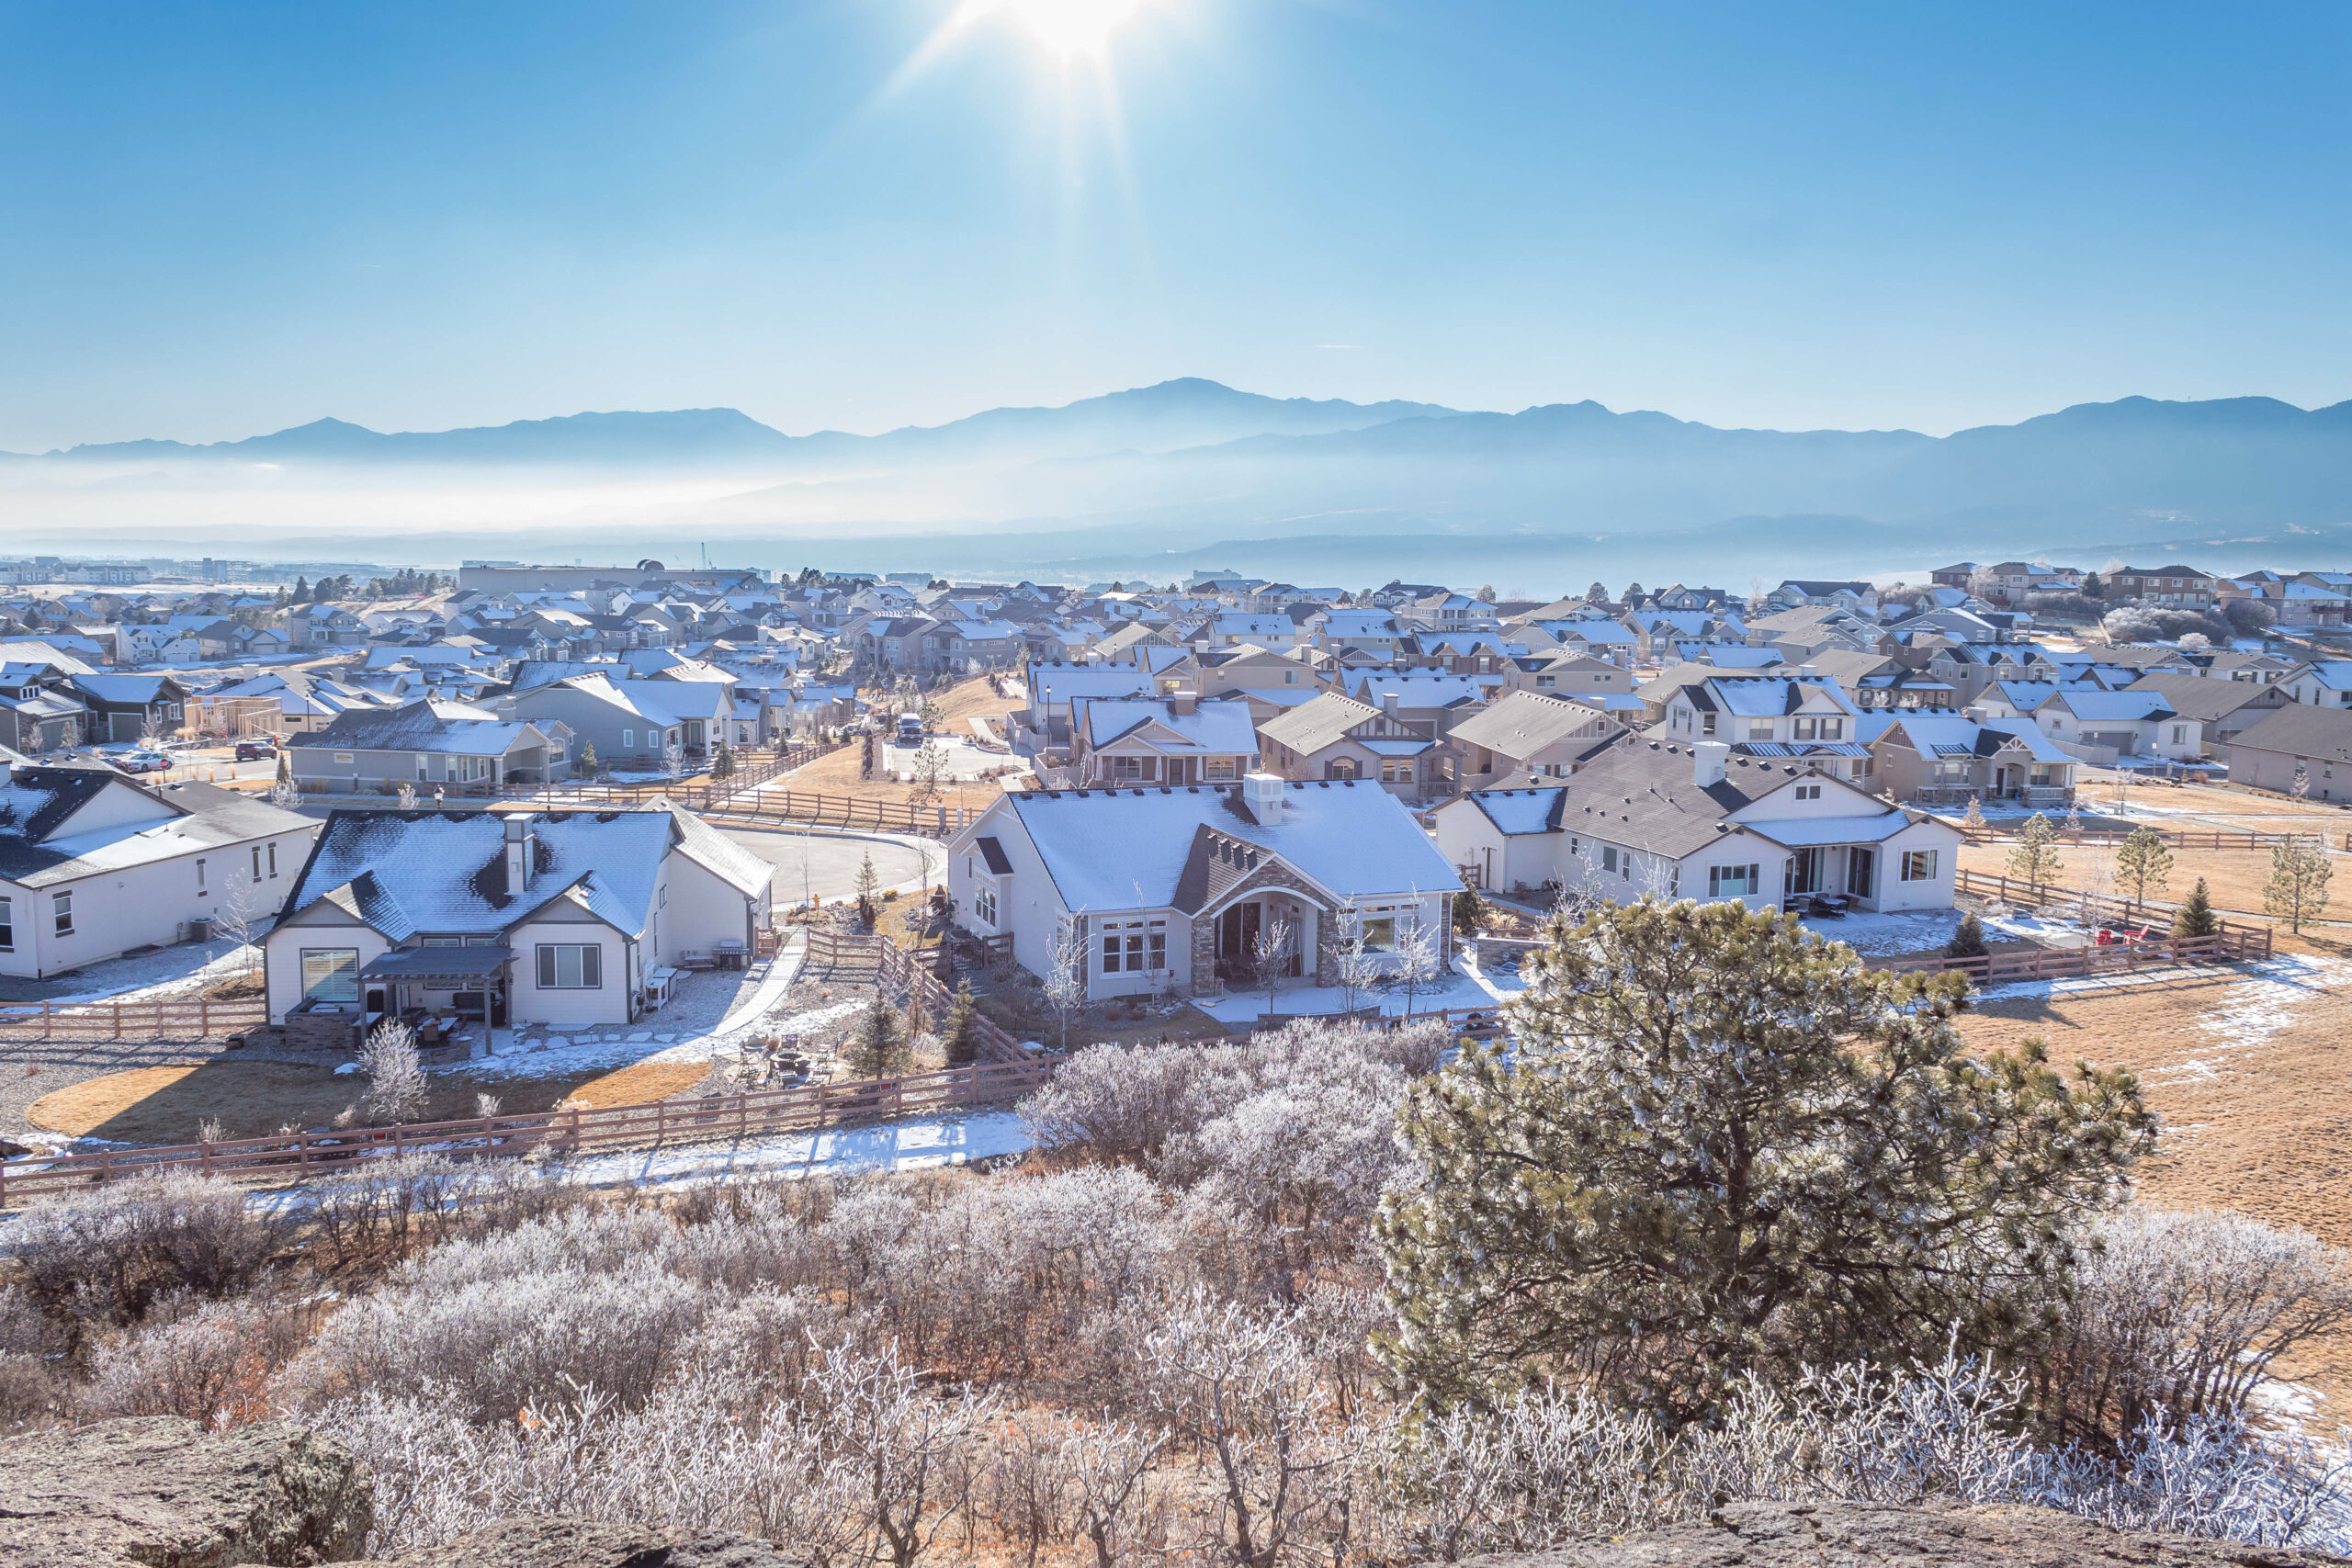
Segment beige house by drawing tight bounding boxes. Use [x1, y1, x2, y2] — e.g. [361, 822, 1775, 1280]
[1255, 692, 1449, 803]
[2227, 706, 2352, 802]
[1503, 652, 1634, 698]
[1860, 711, 2075, 809]
[1445, 691, 1627, 785]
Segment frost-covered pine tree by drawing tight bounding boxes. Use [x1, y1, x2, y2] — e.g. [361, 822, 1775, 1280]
[1377, 897, 2152, 1421]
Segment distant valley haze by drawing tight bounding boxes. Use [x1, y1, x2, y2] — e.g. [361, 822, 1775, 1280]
[6, 377, 2348, 592]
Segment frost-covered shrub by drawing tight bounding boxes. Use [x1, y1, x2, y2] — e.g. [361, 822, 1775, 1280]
[289, 1215, 711, 1418]
[311, 1155, 465, 1261]
[84, 1297, 284, 1426]
[2034, 1207, 2352, 1446]
[0, 1286, 58, 1424]
[11, 1171, 276, 1328]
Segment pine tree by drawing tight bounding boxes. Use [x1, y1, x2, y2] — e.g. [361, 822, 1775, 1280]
[845, 996, 908, 1079]
[1945, 911, 1989, 959]
[1962, 795, 1987, 833]
[2081, 571, 2103, 599]
[1376, 898, 2152, 1419]
[2006, 812, 2064, 886]
[2171, 876, 2219, 939]
[943, 977, 978, 1066]
[293, 575, 310, 603]
[2114, 825, 2173, 917]
[854, 852, 881, 930]
[2263, 835, 2334, 934]
[711, 739, 735, 780]
[579, 741, 599, 778]
[1453, 886, 1489, 939]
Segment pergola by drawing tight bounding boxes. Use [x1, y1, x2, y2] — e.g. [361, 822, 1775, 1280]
[358, 946, 512, 1038]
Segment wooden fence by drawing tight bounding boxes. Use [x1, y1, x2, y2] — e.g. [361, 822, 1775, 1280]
[0, 995, 266, 1044]
[700, 789, 972, 840]
[801, 928, 1034, 1068]
[1959, 822, 2351, 852]
[1954, 867, 2275, 953]
[0, 1057, 1049, 1207]
[1879, 928, 2269, 985]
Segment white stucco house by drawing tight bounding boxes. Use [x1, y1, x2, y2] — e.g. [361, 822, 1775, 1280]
[946, 773, 1462, 1002]
[264, 805, 774, 1046]
[0, 761, 321, 979]
[1431, 739, 1961, 913]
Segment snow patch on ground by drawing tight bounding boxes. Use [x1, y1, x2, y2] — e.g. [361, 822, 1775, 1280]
[1193, 958, 1522, 1026]
[11, 939, 252, 1007]
[2146, 954, 2352, 1085]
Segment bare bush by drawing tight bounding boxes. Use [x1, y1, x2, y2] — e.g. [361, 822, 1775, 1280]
[0, 1286, 59, 1424]
[84, 1296, 285, 1427]
[359, 1019, 428, 1124]
[2035, 1208, 2352, 1446]
[11, 1171, 276, 1329]
[311, 1155, 466, 1263]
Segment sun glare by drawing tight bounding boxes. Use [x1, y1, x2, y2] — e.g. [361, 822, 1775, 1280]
[972, 0, 1154, 61]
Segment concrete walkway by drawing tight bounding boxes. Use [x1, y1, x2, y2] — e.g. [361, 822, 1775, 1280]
[707, 934, 807, 1039]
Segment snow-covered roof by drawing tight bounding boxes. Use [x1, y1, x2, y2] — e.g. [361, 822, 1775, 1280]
[283, 808, 679, 941]
[1739, 811, 1920, 849]
[1078, 698, 1259, 753]
[995, 780, 1460, 914]
[1464, 788, 1566, 836]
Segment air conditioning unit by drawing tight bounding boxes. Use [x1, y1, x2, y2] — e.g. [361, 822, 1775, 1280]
[186, 918, 214, 942]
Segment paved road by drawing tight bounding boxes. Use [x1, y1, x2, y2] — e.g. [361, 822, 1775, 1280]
[719, 827, 935, 903]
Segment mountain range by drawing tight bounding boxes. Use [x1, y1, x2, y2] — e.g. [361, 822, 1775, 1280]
[8, 378, 2351, 575]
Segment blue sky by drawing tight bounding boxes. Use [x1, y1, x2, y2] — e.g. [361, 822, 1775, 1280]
[2, 0, 2346, 450]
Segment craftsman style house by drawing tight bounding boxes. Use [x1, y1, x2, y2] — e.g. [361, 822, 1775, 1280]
[265, 806, 774, 1044]
[1859, 711, 2076, 807]
[1255, 692, 1449, 803]
[946, 775, 1461, 1001]
[1432, 739, 1960, 912]
[1070, 693, 1260, 786]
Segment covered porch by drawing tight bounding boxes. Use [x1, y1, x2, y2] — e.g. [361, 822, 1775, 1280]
[1197, 887, 1329, 997]
[1751, 814, 1917, 914]
[358, 944, 513, 1044]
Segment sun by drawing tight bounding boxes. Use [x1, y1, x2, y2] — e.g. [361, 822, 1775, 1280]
[966, 0, 1156, 61]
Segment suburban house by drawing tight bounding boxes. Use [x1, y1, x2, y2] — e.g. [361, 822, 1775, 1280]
[2122, 671, 2297, 753]
[1255, 692, 1450, 803]
[1070, 694, 1260, 786]
[1, 764, 319, 979]
[1504, 652, 1635, 698]
[71, 673, 192, 743]
[2105, 567, 2216, 607]
[1023, 663, 1159, 749]
[1308, 609, 1406, 660]
[2031, 690, 2201, 763]
[945, 775, 1461, 1002]
[1431, 739, 1961, 912]
[1652, 673, 1874, 784]
[288, 698, 572, 795]
[1207, 614, 1307, 652]
[264, 805, 775, 1045]
[2283, 661, 2352, 709]
[498, 674, 693, 773]
[1444, 692, 1627, 784]
[1859, 711, 2076, 808]
[2225, 706, 2352, 802]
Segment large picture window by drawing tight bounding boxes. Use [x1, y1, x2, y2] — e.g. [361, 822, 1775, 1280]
[300, 948, 360, 1004]
[537, 943, 603, 989]
[1900, 849, 1939, 882]
[1708, 863, 1760, 898]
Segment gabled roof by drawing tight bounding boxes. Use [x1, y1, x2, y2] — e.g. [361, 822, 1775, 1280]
[2123, 671, 2290, 723]
[281, 808, 678, 940]
[1446, 691, 1611, 756]
[991, 779, 1460, 914]
[1078, 698, 1259, 754]
[2230, 704, 2352, 765]
[1257, 692, 1385, 754]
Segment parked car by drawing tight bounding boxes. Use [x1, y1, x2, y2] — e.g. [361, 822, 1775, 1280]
[115, 750, 171, 774]
[896, 713, 926, 744]
[234, 738, 280, 761]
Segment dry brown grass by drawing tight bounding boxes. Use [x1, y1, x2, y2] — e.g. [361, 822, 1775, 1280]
[1957, 955, 2352, 1401]
[564, 1058, 714, 1108]
[29, 1059, 586, 1143]
[1958, 839, 2352, 928]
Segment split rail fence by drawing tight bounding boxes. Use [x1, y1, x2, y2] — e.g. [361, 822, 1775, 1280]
[698, 789, 972, 839]
[0, 996, 266, 1045]
[1954, 867, 2275, 952]
[1878, 927, 2267, 984]
[0, 1057, 1049, 1207]
[1958, 823, 2352, 852]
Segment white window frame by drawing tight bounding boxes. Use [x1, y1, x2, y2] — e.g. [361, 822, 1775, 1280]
[52, 890, 73, 936]
[1900, 849, 1939, 882]
[536, 943, 603, 989]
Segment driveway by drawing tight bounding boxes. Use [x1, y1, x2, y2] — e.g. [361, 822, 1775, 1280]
[718, 827, 936, 903]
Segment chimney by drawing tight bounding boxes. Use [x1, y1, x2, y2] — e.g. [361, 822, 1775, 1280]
[1171, 689, 1198, 716]
[1800, 663, 1818, 679]
[1693, 740, 1730, 788]
[504, 814, 534, 897]
[1382, 691, 1401, 719]
[1242, 771, 1286, 820]
[1963, 705, 1989, 724]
